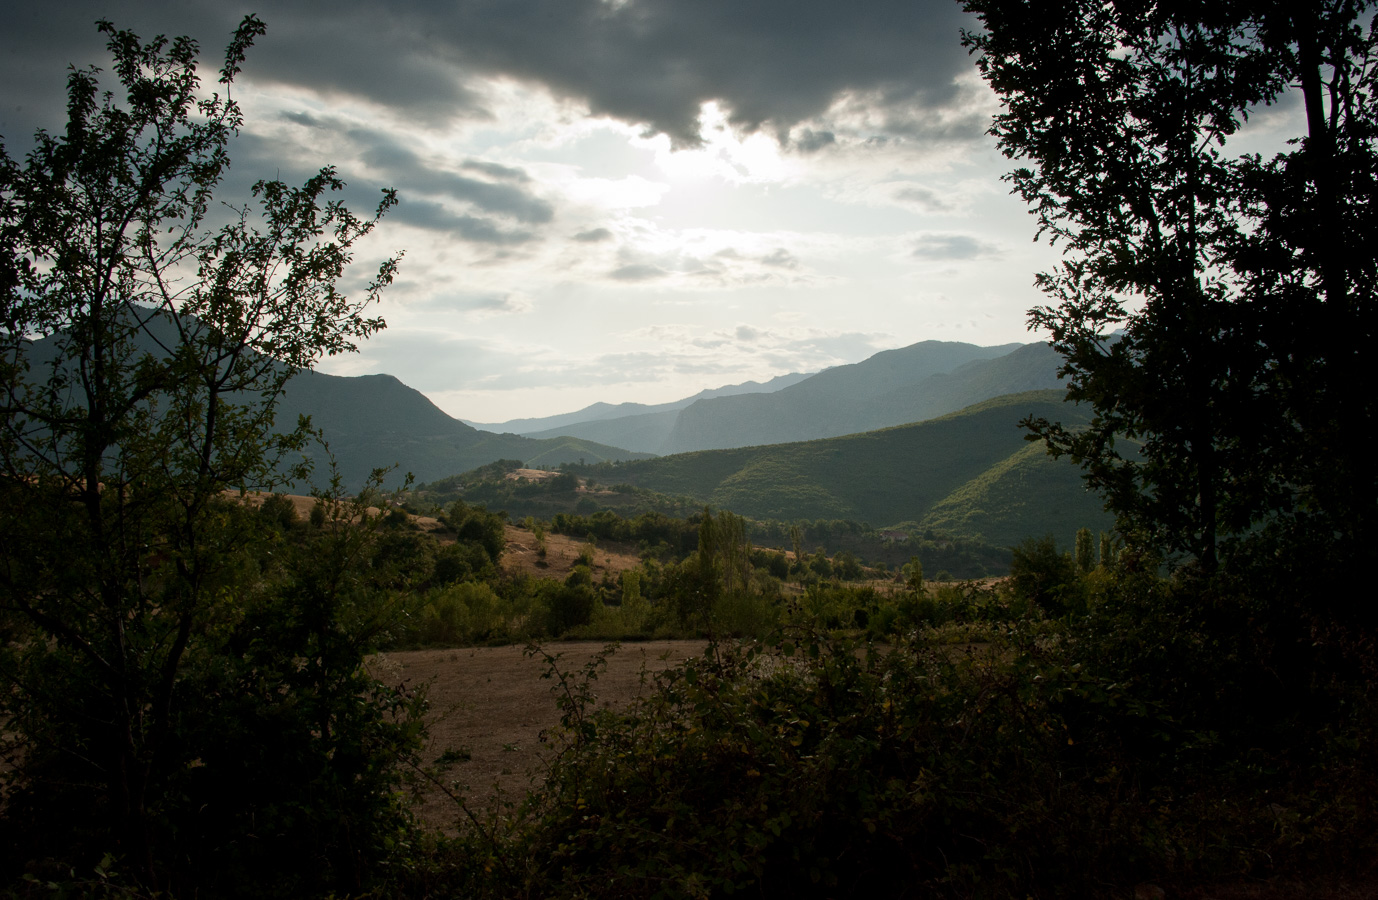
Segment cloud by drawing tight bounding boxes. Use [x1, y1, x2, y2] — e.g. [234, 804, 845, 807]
[893, 184, 954, 212]
[760, 249, 798, 268]
[910, 232, 1001, 260]
[609, 263, 670, 282]
[588, 228, 823, 291]
[789, 331, 893, 359]
[572, 227, 614, 243]
[427, 292, 534, 315]
[390, 199, 537, 244]
[792, 129, 837, 153]
[2, 1, 980, 151]
[604, 250, 802, 288]
[348, 129, 554, 223]
[461, 159, 531, 182]
[241, 112, 558, 242]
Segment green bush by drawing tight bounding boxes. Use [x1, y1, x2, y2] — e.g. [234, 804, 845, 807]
[1008, 534, 1080, 615]
[413, 582, 506, 645]
[548, 583, 598, 635]
[432, 541, 494, 586]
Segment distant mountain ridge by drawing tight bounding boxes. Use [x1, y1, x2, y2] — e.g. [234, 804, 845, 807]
[18, 312, 653, 493]
[466, 371, 811, 434]
[272, 371, 653, 490]
[468, 339, 1061, 455]
[660, 340, 1050, 453]
[21, 312, 1084, 534]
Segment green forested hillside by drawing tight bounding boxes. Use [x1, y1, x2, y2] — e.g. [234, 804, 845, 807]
[597, 390, 1112, 544]
[917, 440, 1110, 547]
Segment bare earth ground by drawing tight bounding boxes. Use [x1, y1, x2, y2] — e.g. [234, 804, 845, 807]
[499, 524, 642, 582]
[369, 641, 707, 830]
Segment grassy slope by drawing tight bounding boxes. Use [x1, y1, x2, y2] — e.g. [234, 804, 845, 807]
[608, 390, 1112, 544]
[918, 441, 1111, 546]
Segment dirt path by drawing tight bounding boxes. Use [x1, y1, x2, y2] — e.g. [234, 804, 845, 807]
[370, 640, 707, 830]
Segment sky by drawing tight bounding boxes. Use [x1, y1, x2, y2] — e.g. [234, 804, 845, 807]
[0, 1, 1290, 424]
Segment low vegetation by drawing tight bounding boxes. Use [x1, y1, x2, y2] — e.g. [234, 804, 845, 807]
[401, 531, 1378, 899]
[414, 464, 1014, 578]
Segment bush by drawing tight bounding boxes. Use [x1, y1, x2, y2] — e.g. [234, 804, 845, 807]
[1008, 534, 1080, 615]
[548, 583, 597, 635]
[433, 541, 495, 586]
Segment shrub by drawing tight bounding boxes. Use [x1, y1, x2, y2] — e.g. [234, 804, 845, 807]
[548, 583, 597, 635]
[1008, 534, 1080, 615]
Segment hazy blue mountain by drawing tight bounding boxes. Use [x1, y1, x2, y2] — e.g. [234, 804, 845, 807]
[658, 339, 1050, 453]
[466, 371, 810, 435]
[522, 408, 684, 453]
[858, 342, 1067, 431]
[479, 339, 1051, 456]
[258, 371, 653, 490]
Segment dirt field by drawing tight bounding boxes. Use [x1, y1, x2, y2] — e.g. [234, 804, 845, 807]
[498, 523, 642, 582]
[370, 640, 707, 830]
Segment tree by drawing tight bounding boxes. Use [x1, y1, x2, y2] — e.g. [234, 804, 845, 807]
[961, 0, 1376, 600]
[0, 16, 414, 893]
[700, 506, 752, 596]
[1075, 527, 1095, 575]
[788, 522, 805, 578]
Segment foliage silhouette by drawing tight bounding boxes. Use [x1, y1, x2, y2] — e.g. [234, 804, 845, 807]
[0, 16, 420, 896]
[963, 0, 1377, 605]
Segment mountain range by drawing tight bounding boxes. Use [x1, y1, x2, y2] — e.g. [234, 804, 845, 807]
[474, 339, 1064, 454]
[16, 313, 653, 492]
[464, 371, 811, 435]
[19, 316, 1105, 546]
[271, 371, 652, 490]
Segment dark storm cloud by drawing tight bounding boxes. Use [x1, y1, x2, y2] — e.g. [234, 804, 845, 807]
[436, 0, 975, 146]
[352, 132, 554, 224]
[405, 0, 979, 146]
[277, 113, 556, 223]
[2, 1, 979, 151]
[268, 112, 555, 238]
[791, 129, 838, 153]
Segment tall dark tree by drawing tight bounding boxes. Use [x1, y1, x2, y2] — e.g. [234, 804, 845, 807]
[0, 17, 419, 894]
[962, 0, 1376, 598]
